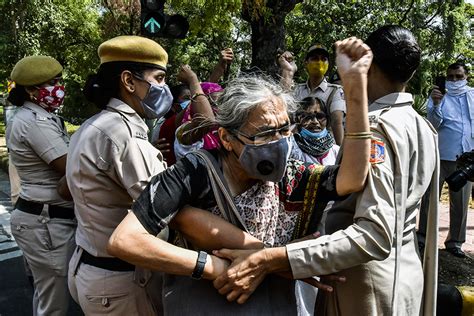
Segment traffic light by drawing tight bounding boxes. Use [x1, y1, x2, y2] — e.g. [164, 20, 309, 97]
[140, 0, 189, 39]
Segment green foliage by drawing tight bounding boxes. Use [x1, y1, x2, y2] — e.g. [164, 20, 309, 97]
[0, 0, 471, 124]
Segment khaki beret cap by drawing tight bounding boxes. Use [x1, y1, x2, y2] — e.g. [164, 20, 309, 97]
[11, 56, 63, 86]
[98, 36, 168, 70]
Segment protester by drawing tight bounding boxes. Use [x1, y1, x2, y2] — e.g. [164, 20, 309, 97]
[211, 27, 439, 316]
[291, 96, 340, 165]
[65, 35, 170, 315]
[174, 81, 223, 159]
[7, 55, 75, 316]
[208, 47, 234, 83]
[156, 83, 191, 165]
[419, 62, 473, 258]
[279, 44, 346, 145]
[107, 36, 371, 314]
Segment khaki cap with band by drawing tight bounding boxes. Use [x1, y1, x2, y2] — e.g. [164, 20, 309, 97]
[11, 56, 63, 86]
[98, 35, 168, 70]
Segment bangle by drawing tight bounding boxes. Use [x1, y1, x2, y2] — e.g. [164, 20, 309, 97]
[191, 251, 208, 280]
[191, 93, 207, 102]
[344, 131, 372, 139]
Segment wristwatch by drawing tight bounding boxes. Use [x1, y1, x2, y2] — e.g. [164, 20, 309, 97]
[191, 251, 208, 280]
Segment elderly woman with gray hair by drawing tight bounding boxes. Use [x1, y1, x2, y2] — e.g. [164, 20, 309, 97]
[108, 38, 372, 314]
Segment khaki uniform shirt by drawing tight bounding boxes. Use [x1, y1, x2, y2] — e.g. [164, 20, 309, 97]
[66, 98, 166, 257]
[286, 93, 438, 316]
[293, 78, 346, 113]
[6, 101, 72, 207]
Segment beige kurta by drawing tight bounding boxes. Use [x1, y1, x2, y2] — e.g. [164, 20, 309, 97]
[286, 93, 439, 316]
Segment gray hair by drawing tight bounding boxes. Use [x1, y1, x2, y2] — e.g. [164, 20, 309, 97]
[215, 76, 296, 131]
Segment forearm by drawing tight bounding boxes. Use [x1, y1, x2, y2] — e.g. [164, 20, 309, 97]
[187, 76, 215, 121]
[286, 222, 391, 279]
[330, 111, 344, 145]
[279, 70, 295, 91]
[171, 206, 264, 251]
[108, 212, 222, 279]
[336, 74, 370, 195]
[208, 64, 226, 83]
[177, 121, 211, 145]
[426, 99, 443, 129]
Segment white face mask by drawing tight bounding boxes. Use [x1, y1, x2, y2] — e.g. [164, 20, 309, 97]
[446, 79, 468, 95]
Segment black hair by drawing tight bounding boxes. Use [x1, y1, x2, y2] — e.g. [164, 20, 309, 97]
[294, 96, 331, 127]
[7, 85, 28, 106]
[448, 62, 469, 75]
[170, 84, 190, 104]
[83, 61, 163, 109]
[365, 25, 421, 83]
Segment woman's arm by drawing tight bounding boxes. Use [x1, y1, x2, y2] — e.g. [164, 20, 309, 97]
[107, 211, 228, 280]
[335, 38, 373, 196]
[170, 206, 264, 251]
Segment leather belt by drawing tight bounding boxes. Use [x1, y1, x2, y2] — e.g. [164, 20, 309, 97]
[80, 250, 135, 272]
[15, 197, 75, 219]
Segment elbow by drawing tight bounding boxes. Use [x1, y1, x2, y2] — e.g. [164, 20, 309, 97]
[337, 178, 367, 196]
[107, 229, 129, 258]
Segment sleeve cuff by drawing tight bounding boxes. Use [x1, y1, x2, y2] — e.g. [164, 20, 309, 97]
[286, 239, 322, 279]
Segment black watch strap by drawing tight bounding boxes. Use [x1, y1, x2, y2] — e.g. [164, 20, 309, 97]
[191, 251, 208, 280]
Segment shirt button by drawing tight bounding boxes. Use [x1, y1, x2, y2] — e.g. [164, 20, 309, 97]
[41, 219, 47, 224]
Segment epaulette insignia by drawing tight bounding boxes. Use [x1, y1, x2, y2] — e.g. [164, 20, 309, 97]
[370, 138, 385, 164]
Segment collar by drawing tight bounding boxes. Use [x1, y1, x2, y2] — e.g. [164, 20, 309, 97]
[106, 98, 149, 132]
[23, 101, 54, 118]
[305, 78, 328, 93]
[369, 92, 413, 111]
[106, 98, 139, 115]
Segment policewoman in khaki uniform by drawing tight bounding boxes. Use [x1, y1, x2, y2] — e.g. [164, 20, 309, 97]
[208, 27, 439, 316]
[66, 36, 169, 315]
[7, 56, 76, 316]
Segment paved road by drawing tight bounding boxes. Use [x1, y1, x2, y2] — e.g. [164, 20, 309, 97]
[0, 169, 82, 316]
[0, 169, 33, 316]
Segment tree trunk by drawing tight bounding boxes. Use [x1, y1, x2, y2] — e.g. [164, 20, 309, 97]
[242, 0, 301, 77]
[249, 14, 286, 76]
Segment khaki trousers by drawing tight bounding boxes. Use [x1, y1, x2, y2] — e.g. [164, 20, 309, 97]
[68, 247, 157, 315]
[10, 209, 76, 316]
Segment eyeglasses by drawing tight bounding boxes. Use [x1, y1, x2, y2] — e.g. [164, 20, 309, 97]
[298, 112, 327, 123]
[233, 123, 293, 145]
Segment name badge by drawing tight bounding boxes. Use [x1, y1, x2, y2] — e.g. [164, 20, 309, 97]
[135, 131, 148, 140]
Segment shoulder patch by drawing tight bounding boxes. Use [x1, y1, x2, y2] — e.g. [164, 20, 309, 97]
[370, 137, 385, 164]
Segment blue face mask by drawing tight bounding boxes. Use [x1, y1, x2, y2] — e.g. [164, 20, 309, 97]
[134, 76, 173, 119]
[446, 79, 468, 96]
[300, 127, 328, 139]
[179, 99, 191, 110]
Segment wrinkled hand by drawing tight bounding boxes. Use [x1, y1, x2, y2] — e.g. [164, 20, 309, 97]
[430, 85, 444, 105]
[278, 51, 297, 74]
[335, 37, 373, 83]
[213, 248, 269, 304]
[219, 48, 234, 68]
[177, 64, 198, 85]
[153, 138, 170, 153]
